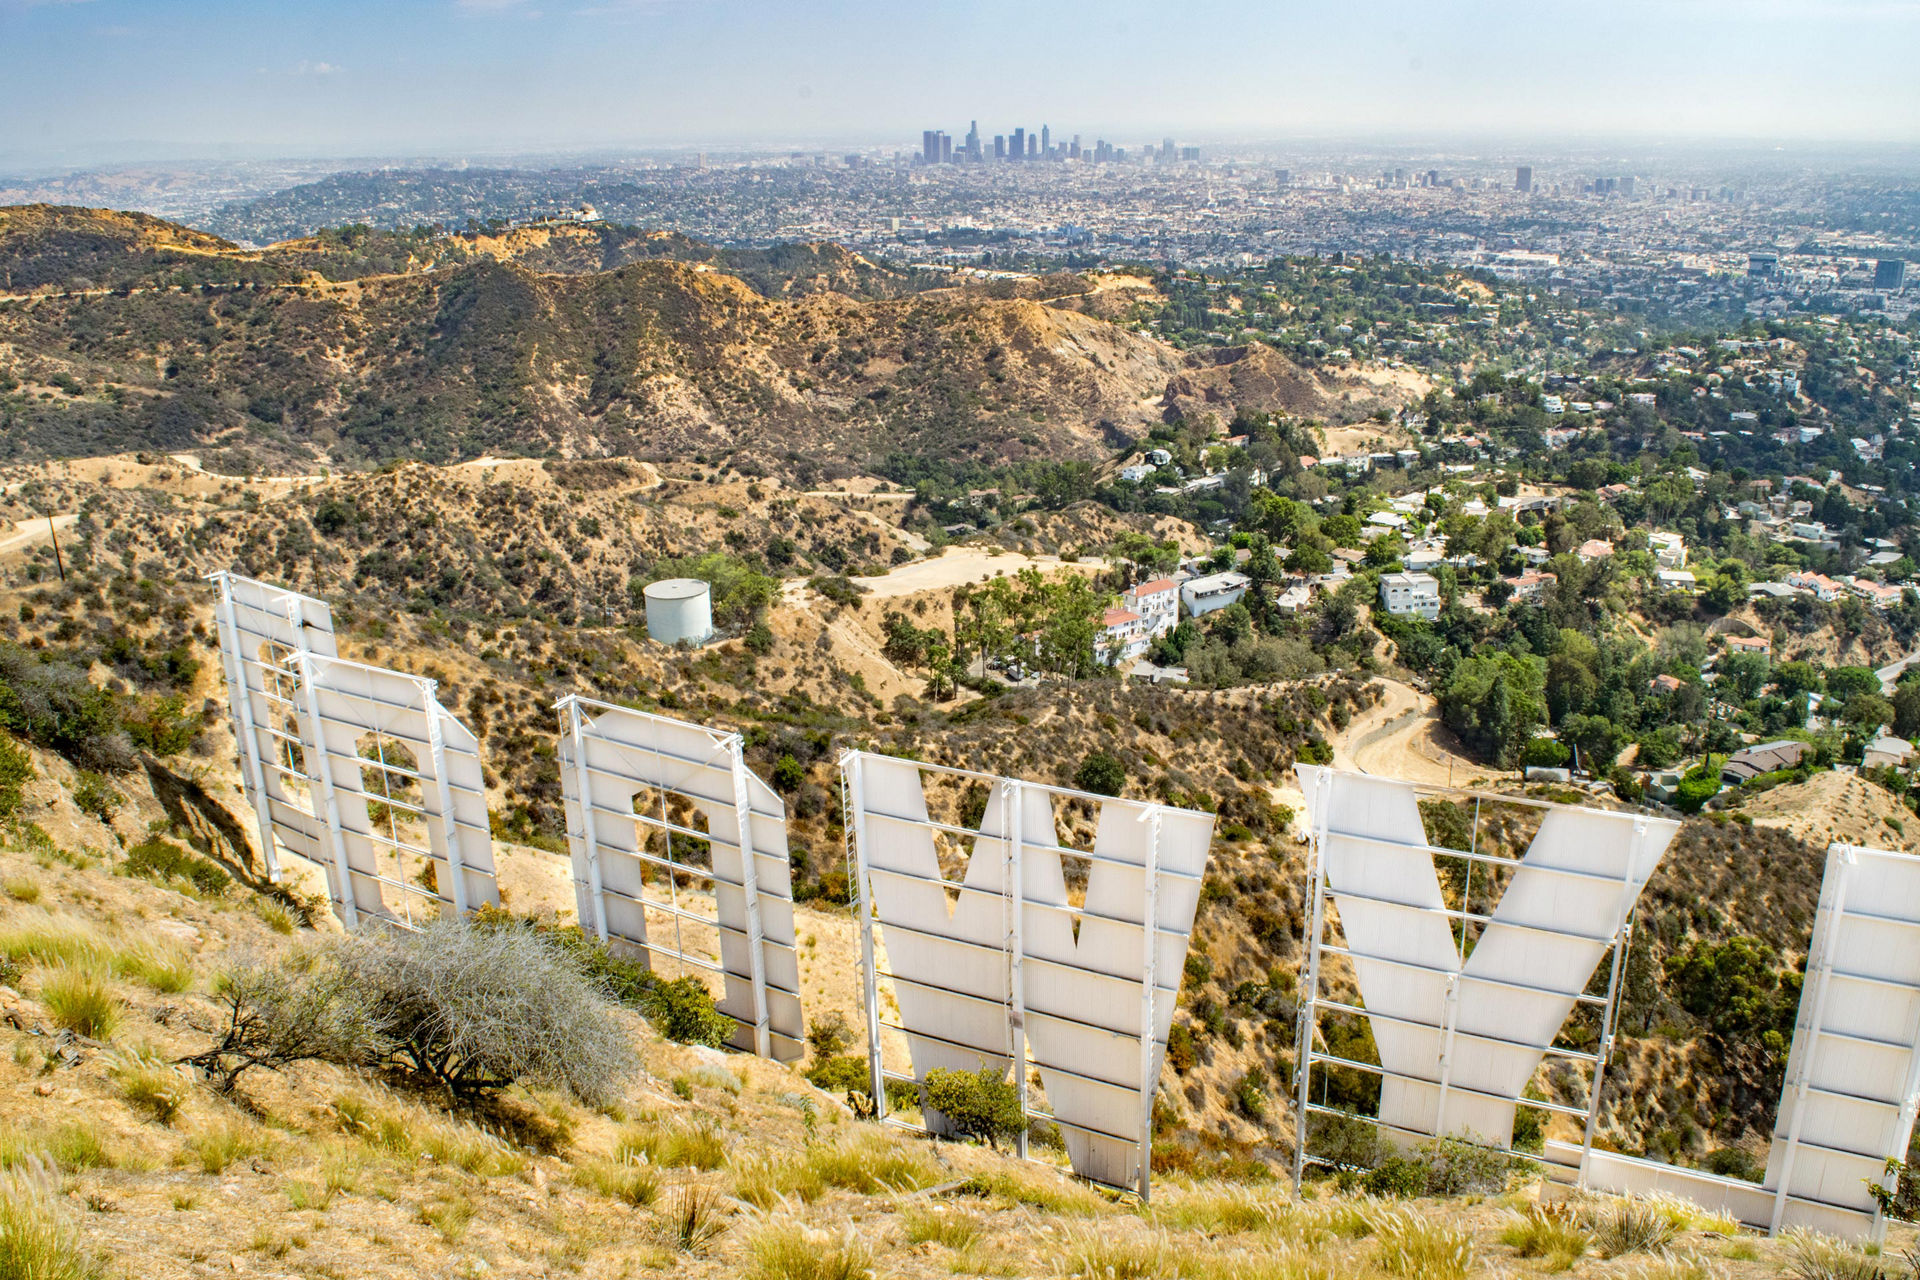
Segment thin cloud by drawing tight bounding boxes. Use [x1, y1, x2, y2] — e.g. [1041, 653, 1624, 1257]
[293, 60, 345, 76]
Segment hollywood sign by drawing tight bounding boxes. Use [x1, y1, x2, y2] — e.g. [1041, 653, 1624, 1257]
[213, 573, 1920, 1232]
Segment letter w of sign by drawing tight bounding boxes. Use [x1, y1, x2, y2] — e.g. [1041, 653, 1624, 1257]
[1297, 767, 1676, 1147]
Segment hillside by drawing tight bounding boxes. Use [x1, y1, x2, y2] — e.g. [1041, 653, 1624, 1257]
[0, 206, 1407, 478]
[8, 796, 1888, 1280]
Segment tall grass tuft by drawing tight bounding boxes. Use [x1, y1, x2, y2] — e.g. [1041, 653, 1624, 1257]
[0, 916, 110, 970]
[1372, 1209, 1474, 1280]
[115, 1058, 189, 1127]
[112, 946, 193, 994]
[960, 1164, 1104, 1214]
[1586, 1195, 1680, 1259]
[1619, 1250, 1731, 1280]
[1500, 1203, 1590, 1271]
[901, 1205, 985, 1250]
[573, 1157, 660, 1207]
[617, 1120, 726, 1171]
[0, 1164, 103, 1280]
[800, 1132, 940, 1194]
[731, 1152, 826, 1209]
[1781, 1230, 1896, 1280]
[659, 1184, 729, 1253]
[1054, 1224, 1176, 1278]
[186, 1120, 266, 1175]
[749, 1220, 875, 1280]
[38, 966, 118, 1039]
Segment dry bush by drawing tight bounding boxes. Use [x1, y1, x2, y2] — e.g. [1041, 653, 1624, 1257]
[574, 1157, 660, 1207]
[731, 1152, 825, 1209]
[1054, 1223, 1176, 1278]
[335, 919, 636, 1107]
[1782, 1231, 1897, 1280]
[659, 1184, 729, 1253]
[182, 947, 385, 1091]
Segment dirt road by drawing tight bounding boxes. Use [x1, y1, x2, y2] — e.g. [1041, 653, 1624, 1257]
[0, 512, 78, 556]
[846, 549, 1104, 600]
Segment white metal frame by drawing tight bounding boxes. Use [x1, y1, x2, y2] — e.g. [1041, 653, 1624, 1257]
[841, 749, 1214, 1199]
[555, 694, 803, 1062]
[1290, 765, 1675, 1191]
[1569, 839, 1920, 1241]
[209, 571, 498, 927]
[207, 571, 337, 886]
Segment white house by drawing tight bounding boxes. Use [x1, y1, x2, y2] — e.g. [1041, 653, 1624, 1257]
[1648, 532, 1687, 569]
[1378, 571, 1441, 620]
[1123, 578, 1180, 637]
[1275, 584, 1312, 614]
[1098, 608, 1151, 666]
[1657, 569, 1698, 593]
[1865, 735, 1914, 771]
[1180, 571, 1251, 618]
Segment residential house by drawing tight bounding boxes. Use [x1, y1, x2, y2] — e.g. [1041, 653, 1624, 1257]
[1508, 570, 1556, 603]
[1725, 635, 1772, 657]
[1865, 736, 1914, 770]
[1785, 572, 1845, 602]
[1378, 571, 1442, 620]
[1648, 532, 1687, 569]
[1180, 571, 1251, 619]
[1098, 608, 1151, 666]
[1721, 739, 1808, 784]
[1576, 539, 1615, 562]
[1123, 579, 1180, 638]
[1275, 584, 1312, 614]
[1657, 570, 1698, 593]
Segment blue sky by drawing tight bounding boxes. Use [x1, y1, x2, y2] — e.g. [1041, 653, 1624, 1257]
[3, 0, 1917, 164]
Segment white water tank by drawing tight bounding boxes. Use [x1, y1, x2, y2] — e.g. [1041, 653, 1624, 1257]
[643, 578, 713, 646]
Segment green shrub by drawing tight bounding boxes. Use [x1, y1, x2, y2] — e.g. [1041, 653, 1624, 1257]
[1073, 750, 1126, 797]
[0, 735, 33, 819]
[640, 975, 735, 1048]
[122, 838, 230, 896]
[923, 1065, 1024, 1149]
[70, 772, 121, 824]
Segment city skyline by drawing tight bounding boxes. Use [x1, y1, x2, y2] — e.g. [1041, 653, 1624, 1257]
[3, 0, 1919, 169]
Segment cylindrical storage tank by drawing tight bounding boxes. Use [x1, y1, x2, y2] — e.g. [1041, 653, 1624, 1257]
[643, 578, 713, 646]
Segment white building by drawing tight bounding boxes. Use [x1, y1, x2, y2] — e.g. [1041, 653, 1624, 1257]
[1648, 532, 1687, 569]
[1275, 584, 1312, 614]
[1378, 571, 1441, 620]
[1123, 579, 1179, 637]
[1180, 571, 1251, 618]
[1099, 608, 1151, 666]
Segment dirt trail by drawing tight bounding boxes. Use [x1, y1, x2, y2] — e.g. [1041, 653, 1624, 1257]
[0, 511, 78, 555]
[1270, 676, 1484, 837]
[846, 548, 1103, 599]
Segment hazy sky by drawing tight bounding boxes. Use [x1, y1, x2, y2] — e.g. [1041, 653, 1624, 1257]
[4, 0, 1918, 165]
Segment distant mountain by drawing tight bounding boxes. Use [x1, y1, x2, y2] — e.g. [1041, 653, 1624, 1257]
[0, 206, 1405, 477]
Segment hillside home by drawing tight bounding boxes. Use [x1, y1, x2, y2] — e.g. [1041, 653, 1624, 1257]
[1721, 739, 1808, 784]
[1657, 570, 1698, 593]
[1865, 736, 1914, 770]
[1123, 579, 1179, 637]
[1508, 570, 1556, 603]
[1180, 571, 1250, 619]
[1648, 532, 1687, 569]
[1098, 608, 1151, 666]
[1725, 635, 1772, 656]
[1577, 539, 1615, 562]
[1379, 571, 1441, 620]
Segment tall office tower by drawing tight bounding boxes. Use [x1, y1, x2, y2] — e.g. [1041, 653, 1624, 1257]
[939, 133, 952, 164]
[1877, 259, 1909, 292]
[1027, 133, 1037, 158]
[1426, 168, 1439, 186]
[1620, 174, 1636, 197]
[994, 135, 1007, 159]
[1276, 168, 1291, 186]
[1070, 134, 1081, 160]
[1041, 124, 1051, 157]
[1515, 164, 1532, 192]
[922, 131, 938, 164]
[1163, 136, 1176, 160]
[965, 120, 981, 161]
[1011, 127, 1025, 160]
